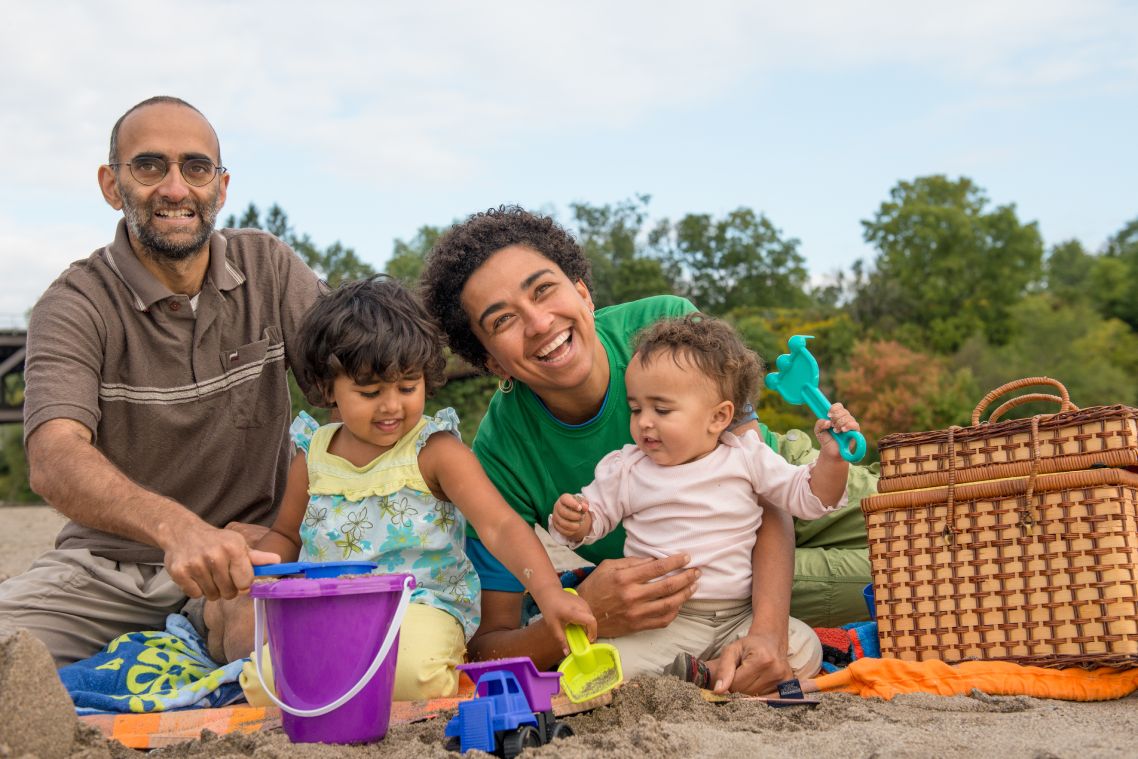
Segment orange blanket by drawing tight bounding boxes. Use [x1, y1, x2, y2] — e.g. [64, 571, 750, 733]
[813, 657, 1138, 701]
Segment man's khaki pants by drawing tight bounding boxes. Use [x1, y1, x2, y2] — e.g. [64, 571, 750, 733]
[0, 548, 187, 667]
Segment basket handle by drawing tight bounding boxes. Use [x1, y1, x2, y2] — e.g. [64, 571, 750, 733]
[971, 377, 1077, 426]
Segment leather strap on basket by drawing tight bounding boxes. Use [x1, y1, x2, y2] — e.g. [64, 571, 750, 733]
[971, 377, 1077, 426]
[1018, 416, 1041, 534]
[943, 425, 961, 545]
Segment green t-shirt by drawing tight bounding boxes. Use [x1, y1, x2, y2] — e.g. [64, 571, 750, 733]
[470, 295, 695, 589]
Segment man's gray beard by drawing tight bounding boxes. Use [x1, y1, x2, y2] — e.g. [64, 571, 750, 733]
[122, 197, 221, 263]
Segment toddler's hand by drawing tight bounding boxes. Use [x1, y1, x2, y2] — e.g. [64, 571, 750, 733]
[815, 402, 861, 460]
[551, 493, 593, 542]
[533, 586, 598, 655]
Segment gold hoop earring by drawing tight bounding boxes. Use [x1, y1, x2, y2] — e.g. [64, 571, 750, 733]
[498, 377, 514, 394]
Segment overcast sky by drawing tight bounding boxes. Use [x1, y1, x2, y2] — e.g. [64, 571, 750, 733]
[2, 0, 1135, 326]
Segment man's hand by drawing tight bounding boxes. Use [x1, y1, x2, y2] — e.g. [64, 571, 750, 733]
[550, 493, 593, 543]
[706, 629, 792, 695]
[222, 521, 271, 547]
[576, 554, 699, 638]
[162, 521, 280, 601]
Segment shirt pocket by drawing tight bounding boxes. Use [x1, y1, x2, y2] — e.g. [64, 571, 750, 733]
[220, 326, 284, 429]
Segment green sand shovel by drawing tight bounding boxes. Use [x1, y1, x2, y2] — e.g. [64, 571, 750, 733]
[557, 588, 623, 703]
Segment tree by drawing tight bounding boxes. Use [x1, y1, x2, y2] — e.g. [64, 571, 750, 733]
[954, 294, 1138, 414]
[1089, 217, 1138, 332]
[386, 225, 445, 288]
[855, 175, 1043, 353]
[656, 208, 811, 315]
[832, 340, 977, 454]
[225, 203, 376, 287]
[1043, 239, 1096, 305]
[569, 196, 676, 308]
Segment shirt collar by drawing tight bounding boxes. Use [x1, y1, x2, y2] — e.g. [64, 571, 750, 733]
[104, 219, 245, 311]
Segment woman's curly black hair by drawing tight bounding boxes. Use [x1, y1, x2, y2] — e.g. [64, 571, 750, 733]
[419, 205, 592, 371]
[297, 275, 448, 405]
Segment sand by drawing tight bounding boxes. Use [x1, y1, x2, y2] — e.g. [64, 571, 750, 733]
[3, 504, 1138, 759]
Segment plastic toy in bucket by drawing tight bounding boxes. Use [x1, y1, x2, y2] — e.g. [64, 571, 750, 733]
[250, 562, 415, 744]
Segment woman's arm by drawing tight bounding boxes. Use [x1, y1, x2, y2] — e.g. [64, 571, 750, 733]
[468, 554, 700, 667]
[707, 506, 795, 694]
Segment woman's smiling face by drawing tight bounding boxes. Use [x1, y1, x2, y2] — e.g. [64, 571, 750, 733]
[460, 244, 602, 403]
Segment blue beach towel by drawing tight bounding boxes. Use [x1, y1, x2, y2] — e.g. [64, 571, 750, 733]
[59, 614, 245, 715]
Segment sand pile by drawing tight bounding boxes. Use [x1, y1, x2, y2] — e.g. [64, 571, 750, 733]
[0, 621, 77, 757]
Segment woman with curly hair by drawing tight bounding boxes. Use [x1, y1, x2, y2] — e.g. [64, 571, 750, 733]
[420, 206, 871, 695]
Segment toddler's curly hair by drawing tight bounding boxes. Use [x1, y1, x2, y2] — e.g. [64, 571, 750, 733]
[633, 314, 763, 422]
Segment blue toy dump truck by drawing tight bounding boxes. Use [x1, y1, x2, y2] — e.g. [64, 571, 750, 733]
[444, 657, 573, 757]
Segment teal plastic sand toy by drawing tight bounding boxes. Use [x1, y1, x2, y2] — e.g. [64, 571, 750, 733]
[764, 335, 867, 463]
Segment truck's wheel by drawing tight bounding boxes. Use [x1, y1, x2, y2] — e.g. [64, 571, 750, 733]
[500, 725, 541, 758]
[549, 722, 574, 741]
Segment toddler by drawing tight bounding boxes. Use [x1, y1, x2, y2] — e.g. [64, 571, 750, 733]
[548, 313, 859, 687]
[224, 276, 594, 701]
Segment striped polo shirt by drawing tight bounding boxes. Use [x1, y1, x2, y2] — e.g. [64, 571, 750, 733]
[23, 219, 326, 562]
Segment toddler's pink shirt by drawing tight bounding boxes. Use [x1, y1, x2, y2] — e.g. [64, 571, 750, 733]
[549, 430, 846, 600]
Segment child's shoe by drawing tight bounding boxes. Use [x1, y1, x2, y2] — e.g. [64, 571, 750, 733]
[664, 652, 713, 689]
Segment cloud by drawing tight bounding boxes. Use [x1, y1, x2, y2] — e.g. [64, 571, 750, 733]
[3, 1, 1133, 190]
[1, 0, 1134, 321]
[0, 218, 106, 326]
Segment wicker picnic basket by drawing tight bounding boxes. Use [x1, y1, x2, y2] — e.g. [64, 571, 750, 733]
[863, 378, 1138, 668]
[876, 377, 1138, 493]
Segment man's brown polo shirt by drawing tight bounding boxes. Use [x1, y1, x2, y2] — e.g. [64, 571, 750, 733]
[24, 220, 326, 563]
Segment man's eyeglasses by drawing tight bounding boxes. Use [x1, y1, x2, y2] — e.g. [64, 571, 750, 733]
[108, 157, 227, 187]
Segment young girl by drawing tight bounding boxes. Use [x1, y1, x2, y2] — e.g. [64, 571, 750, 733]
[235, 276, 595, 701]
[548, 314, 860, 690]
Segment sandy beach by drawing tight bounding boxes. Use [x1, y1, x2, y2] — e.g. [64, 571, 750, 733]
[3, 503, 1138, 759]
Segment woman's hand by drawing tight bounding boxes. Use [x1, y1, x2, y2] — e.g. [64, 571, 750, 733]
[576, 554, 699, 638]
[550, 493, 593, 543]
[706, 629, 793, 695]
[531, 585, 598, 654]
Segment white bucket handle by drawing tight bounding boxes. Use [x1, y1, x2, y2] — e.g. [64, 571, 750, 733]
[252, 574, 413, 718]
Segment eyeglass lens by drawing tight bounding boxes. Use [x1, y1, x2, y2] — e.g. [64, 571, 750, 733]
[127, 157, 220, 187]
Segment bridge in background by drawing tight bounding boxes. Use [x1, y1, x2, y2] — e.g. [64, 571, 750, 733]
[0, 330, 25, 424]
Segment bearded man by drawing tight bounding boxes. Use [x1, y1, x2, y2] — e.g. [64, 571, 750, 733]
[0, 97, 325, 666]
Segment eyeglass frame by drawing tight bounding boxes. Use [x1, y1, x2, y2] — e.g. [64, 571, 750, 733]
[107, 155, 228, 187]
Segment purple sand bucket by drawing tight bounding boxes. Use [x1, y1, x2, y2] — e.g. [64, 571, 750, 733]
[250, 572, 415, 744]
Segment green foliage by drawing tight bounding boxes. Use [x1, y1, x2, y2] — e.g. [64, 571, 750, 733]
[1088, 217, 1138, 332]
[832, 340, 977, 456]
[387, 225, 445, 288]
[215, 194, 1138, 456]
[0, 425, 35, 502]
[0, 373, 34, 502]
[225, 203, 376, 287]
[426, 374, 497, 444]
[656, 208, 812, 314]
[855, 175, 1044, 353]
[1043, 239, 1096, 305]
[954, 294, 1138, 417]
[569, 196, 676, 308]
